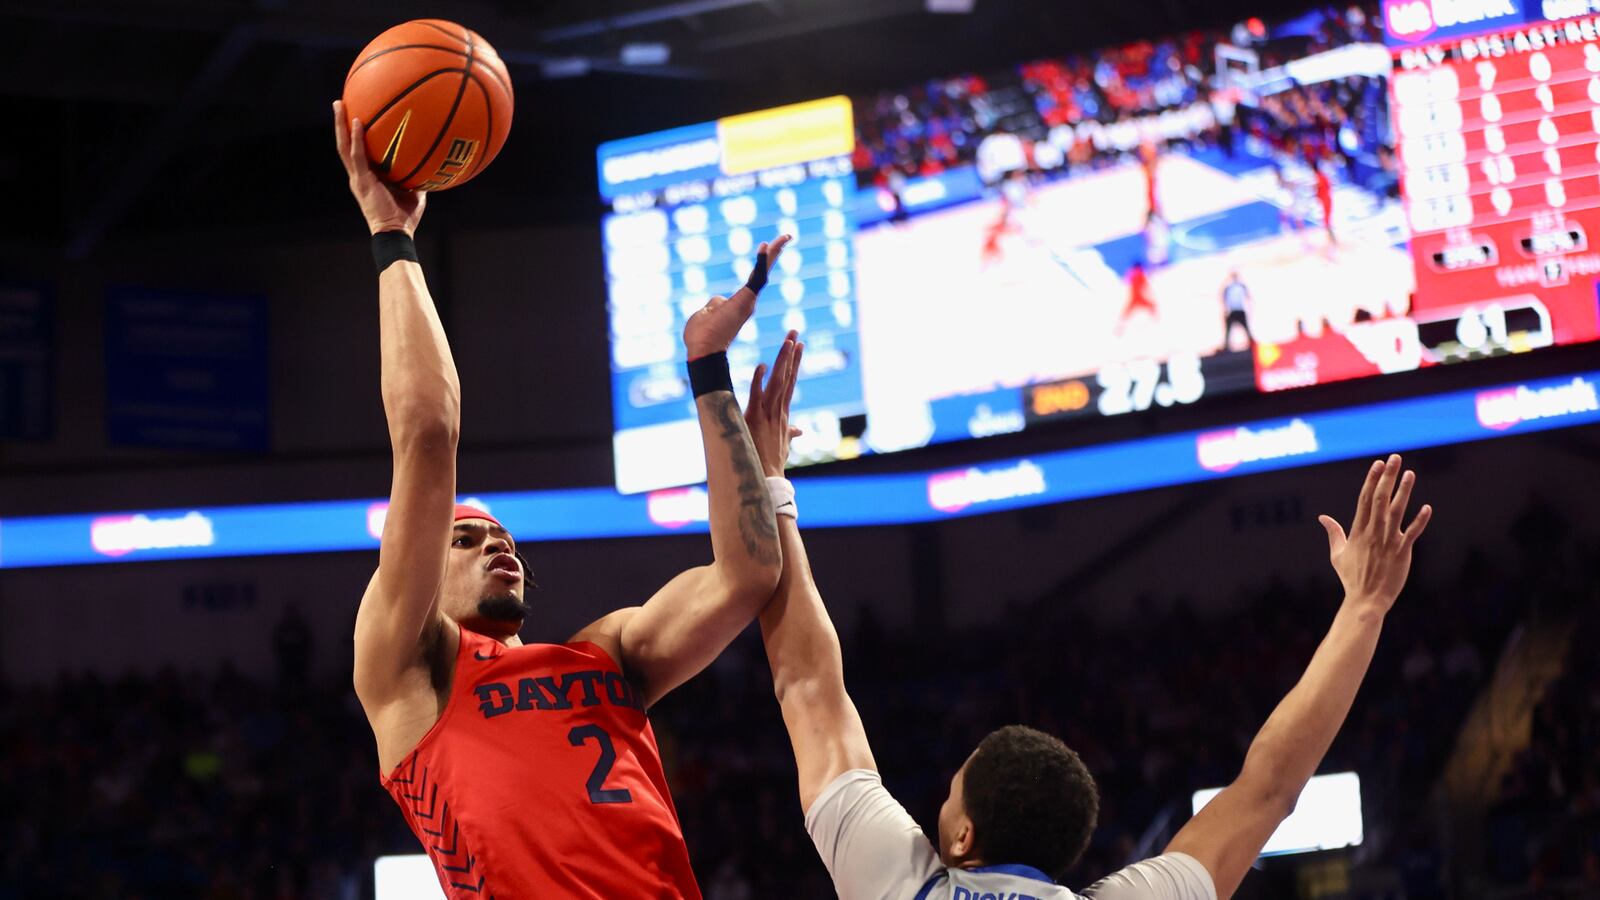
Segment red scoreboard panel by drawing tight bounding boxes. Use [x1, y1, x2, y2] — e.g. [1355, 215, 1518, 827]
[1395, 23, 1600, 364]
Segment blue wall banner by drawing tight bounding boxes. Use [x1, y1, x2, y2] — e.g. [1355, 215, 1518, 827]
[0, 370, 1594, 569]
[105, 288, 270, 452]
[0, 282, 53, 441]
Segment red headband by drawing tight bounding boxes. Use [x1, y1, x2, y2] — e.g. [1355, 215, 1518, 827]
[454, 504, 506, 534]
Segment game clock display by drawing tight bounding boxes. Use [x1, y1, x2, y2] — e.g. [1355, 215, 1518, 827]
[599, 3, 1600, 494]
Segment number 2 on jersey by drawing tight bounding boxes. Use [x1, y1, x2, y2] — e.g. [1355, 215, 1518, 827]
[568, 724, 634, 804]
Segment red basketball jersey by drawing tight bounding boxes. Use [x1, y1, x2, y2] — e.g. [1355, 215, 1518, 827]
[380, 625, 702, 899]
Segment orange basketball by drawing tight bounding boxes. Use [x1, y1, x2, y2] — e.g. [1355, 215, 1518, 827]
[342, 19, 514, 192]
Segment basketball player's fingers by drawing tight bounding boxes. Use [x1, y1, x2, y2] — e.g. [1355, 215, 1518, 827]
[783, 342, 804, 411]
[347, 117, 371, 174]
[1351, 459, 1383, 534]
[1387, 469, 1417, 540]
[769, 233, 792, 259]
[1317, 514, 1347, 559]
[748, 363, 768, 412]
[766, 339, 794, 418]
[776, 337, 802, 414]
[1401, 504, 1433, 551]
[1371, 454, 1402, 533]
[772, 330, 798, 383]
[789, 426, 803, 439]
[333, 101, 349, 160]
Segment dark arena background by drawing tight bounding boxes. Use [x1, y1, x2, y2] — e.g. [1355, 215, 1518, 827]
[2, 0, 1599, 898]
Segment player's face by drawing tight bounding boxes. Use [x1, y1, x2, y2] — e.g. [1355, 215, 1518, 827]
[442, 519, 529, 637]
[936, 756, 976, 867]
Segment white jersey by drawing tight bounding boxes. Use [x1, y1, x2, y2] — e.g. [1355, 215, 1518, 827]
[806, 770, 1217, 900]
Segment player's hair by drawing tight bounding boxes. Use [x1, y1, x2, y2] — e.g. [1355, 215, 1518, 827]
[513, 549, 536, 593]
[963, 725, 1099, 881]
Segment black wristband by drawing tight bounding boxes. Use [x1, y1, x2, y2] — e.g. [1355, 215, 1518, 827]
[372, 231, 418, 274]
[687, 351, 733, 397]
[743, 250, 770, 295]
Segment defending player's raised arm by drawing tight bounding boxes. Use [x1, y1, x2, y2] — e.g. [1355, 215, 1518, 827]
[583, 239, 789, 707]
[1164, 455, 1432, 900]
[336, 100, 459, 706]
[741, 337, 878, 812]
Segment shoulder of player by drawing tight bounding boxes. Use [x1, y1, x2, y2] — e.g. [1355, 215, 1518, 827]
[565, 608, 636, 667]
[353, 581, 455, 701]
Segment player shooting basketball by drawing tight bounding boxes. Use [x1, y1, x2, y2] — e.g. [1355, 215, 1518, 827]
[745, 340, 1432, 900]
[334, 100, 791, 898]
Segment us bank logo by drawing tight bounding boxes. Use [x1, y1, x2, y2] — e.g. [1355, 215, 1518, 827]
[926, 460, 1046, 514]
[1475, 376, 1599, 430]
[91, 511, 215, 557]
[1383, 0, 1524, 43]
[1196, 419, 1320, 473]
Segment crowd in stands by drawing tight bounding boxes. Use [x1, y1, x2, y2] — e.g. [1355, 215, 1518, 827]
[2, 508, 1594, 899]
[850, 4, 1395, 200]
[850, 74, 1000, 184]
[1485, 508, 1600, 892]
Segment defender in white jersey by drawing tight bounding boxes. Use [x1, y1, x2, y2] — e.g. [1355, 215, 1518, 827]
[742, 338, 1433, 900]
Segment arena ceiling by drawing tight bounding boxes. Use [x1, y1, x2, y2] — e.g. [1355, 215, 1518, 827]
[5, 0, 1314, 253]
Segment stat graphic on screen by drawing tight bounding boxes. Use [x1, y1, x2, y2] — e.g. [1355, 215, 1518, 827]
[598, 3, 1600, 494]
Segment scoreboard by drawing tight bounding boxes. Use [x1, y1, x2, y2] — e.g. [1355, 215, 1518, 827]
[597, 5, 1600, 495]
[598, 98, 868, 494]
[1394, 15, 1600, 362]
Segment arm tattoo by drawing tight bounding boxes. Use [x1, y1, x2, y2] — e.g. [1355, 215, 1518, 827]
[710, 392, 780, 565]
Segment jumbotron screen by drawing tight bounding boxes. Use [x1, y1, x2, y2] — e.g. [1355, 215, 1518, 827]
[598, 2, 1600, 493]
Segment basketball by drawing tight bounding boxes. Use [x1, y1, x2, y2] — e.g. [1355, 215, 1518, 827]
[342, 19, 513, 192]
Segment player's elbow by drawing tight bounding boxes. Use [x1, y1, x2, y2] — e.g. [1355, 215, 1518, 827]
[1235, 757, 1302, 821]
[721, 553, 783, 604]
[773, 671, 847, 708]
[386, 399, 461, 455]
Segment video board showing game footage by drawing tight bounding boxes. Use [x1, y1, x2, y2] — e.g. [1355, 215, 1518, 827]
[597, 2, 1600, 494]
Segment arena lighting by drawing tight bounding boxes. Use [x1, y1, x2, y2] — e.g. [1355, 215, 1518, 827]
[540, 56, 590, 79]
[374, 854, 444, 900]
[926, 0, 976, 11]
[620, 42, 671, 66]
[0, 370, 1594, 569]
[1192, 772, 1363, 856]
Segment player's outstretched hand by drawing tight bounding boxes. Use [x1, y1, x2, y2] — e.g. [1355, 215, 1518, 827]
[745, 330, 804, 477]
[1318, 454, 1432, 614]
[333, 99, 425, 237]
[684, 234, 792, 360]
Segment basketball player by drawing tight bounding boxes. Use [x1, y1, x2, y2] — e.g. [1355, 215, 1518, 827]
[980, 171, 1027, 268]
[1117, 260, 1158, 335]
[334, 100, 790, 898]
[1314, 163, 1338, 249]
[746, 348, 1433, 900]
[1140, 140, 1162, 225]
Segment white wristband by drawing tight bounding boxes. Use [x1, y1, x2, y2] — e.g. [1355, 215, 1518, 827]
[766, 476, 797, 521]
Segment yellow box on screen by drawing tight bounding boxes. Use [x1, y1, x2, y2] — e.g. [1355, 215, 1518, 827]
[717, 96, 854, 175]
